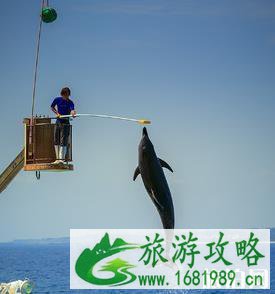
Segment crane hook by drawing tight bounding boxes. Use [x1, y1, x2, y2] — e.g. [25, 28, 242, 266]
[36, 171, 41, 180]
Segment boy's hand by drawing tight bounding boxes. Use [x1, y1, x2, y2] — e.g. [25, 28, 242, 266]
[71, 110, 76, 117]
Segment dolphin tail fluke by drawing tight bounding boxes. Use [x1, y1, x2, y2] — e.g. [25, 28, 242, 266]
[158, 158, 173, 173]
[133, 167, 140, 181]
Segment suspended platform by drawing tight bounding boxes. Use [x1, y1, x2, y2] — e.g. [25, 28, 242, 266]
[0, 117, 74, 193]
[23, 117, 73, 171]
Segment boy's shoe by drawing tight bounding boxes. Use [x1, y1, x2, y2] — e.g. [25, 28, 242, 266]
[52, 160, 62, 164]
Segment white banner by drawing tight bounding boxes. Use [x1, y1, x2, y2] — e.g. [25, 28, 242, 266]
[70, 229, 270, 290]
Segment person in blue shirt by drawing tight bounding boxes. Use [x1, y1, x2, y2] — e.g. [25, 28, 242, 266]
[51, 87, 76, 164]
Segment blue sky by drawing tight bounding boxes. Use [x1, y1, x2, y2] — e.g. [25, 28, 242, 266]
[0, 0, 275, 242]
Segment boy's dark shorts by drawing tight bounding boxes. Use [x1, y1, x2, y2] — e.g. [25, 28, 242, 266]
[54, 120, 70, 146]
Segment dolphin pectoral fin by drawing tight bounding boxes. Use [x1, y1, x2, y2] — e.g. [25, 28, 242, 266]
[133, 167, 140, 181]
[158, 158, 173, 173]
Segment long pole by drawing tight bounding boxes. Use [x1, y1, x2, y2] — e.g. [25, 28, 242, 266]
[50, 114, 151, 125]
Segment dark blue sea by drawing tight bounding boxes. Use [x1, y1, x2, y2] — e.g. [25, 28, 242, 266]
[0, 243, 274, 293]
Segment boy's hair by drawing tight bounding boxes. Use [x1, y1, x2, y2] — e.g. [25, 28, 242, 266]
[60, 87, 71, 96]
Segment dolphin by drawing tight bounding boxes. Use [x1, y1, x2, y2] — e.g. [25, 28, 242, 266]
[133, 127, 175, 229]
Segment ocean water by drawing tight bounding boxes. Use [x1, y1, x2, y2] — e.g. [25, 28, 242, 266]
[0, 243, 273, 293]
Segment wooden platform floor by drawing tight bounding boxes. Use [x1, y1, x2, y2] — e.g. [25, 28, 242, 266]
[24, 163, 73, 171]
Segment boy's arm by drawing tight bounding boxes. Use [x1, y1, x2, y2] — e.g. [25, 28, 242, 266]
[51, 99, 60, 117]
[70, 100, 76, 117]
[51, 106, 60, 117]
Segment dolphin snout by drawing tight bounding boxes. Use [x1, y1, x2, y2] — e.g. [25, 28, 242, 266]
[142, 127, 148, 137]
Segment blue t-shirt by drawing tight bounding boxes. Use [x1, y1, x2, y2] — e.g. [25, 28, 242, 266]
[51, 97, 75, 121]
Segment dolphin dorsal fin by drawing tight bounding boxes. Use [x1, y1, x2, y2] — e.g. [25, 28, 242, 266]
[158, 158, 173, 173]
[133, 167, 140, 181]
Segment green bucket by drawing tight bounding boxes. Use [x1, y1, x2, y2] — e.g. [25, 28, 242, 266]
[41, 7, 57, 23]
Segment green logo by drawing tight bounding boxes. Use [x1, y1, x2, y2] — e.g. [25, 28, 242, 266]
[75, 233, 139, 286]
